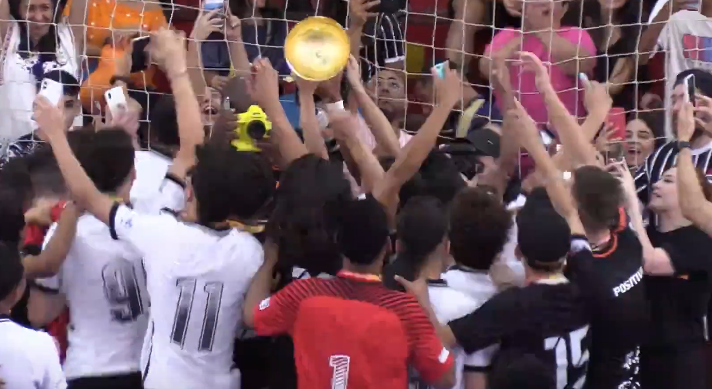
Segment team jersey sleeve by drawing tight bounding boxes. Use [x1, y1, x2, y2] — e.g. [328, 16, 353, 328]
[37, 332, 67, 389]
[109, 203, 188, 262]
[449, 288, 521, 354]
[401, 298, 454, 384]
[463, 344, 499, 372]
[132, 174, 186, 215]
[252, 280, 314, 336]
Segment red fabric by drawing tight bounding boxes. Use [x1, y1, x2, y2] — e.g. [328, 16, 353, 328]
[23, 225, 45, 249]
[253, 275, 453, 389]
[47, 311, 70, 363]
[50, 201, 67, 223]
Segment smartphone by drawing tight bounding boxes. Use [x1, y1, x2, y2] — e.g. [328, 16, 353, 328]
[684, 74, 696, 105]
[105, 86, 127, 118]
[203, 0, 225, 18]
[131, 36, 151, 73]
[540, 128, 555, 147]
[606, 107, 626, 141]
[38, 78, 64, 107]
[433, 62, 447, 79]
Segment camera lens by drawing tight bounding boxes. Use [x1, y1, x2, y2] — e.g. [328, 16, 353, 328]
[246, 121, 267, 140]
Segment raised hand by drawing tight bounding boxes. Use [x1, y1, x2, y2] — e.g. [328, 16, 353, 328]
[507, 98, 540, 150]
[517, 51, 552, 93]
[105, 104, 141, 140]
[34, 95, 66, 139]
[693, 95, 712, 136]
[225, 11, 242, 41]
[24, 197, 60, 227]
[583, 80, 613, 116]
[345, 55, 365, 93]
[190, 10, 223, 41]
[150, 28, 188, 78]
[295, 74, 320, 96]
[678, 101, 695, 142]
[349, 0, 380, 27]
[245, 58, 280, 110]
[433, 62, 462, 108]
[326, 106, 359, 142]
[503, 0, 523, 16]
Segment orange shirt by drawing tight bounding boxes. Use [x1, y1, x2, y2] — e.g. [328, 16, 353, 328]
[65, 0, 167, 48]
[73, 0, 167, 109]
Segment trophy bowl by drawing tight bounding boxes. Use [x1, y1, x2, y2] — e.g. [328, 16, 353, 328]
[284, 16, 350, 81]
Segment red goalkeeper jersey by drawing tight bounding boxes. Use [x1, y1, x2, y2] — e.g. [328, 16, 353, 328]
[253, 271, 453, 389]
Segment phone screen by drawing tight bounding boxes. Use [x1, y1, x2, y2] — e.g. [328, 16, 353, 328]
[131, 37, 150, 73]
[685, 74, 696, 106]
[606, 107, 626, 141]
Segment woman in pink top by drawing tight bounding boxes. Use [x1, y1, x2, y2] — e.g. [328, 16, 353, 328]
[479, 0, 597, 129]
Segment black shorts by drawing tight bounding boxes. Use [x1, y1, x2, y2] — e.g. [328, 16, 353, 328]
[640, 344, 707, 389]
[67, 372, 143, 389]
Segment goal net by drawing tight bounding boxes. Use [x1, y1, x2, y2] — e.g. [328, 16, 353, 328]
[0, 0, 693, 172]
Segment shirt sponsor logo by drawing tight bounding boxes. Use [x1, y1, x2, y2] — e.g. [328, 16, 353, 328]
[613, 267, 643, 297]
[438, 347, 449, 364]
[259, 298, 270, 311]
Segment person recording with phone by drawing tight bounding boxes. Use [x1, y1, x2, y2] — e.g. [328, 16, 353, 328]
[0, 70, 81, 169]
[634, 69, 712, 225]
[201, 0, 290, 93]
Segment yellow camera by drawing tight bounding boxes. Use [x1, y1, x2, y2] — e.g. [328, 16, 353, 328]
[231, 105, 272, 152]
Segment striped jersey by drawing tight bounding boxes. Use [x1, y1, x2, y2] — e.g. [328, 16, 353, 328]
[635, 140, 712, 205]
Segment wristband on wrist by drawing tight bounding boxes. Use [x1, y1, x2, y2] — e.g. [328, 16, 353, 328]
[677, 140, 692, 150]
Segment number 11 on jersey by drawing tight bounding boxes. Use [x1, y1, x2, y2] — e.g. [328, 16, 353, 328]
[170, 278, 224, 352]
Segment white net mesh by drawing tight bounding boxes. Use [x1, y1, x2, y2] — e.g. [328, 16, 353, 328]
[0, 0, 705, 171]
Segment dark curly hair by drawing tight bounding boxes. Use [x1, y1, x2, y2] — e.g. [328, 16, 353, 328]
[267, 154, 353, 277]
[191, 140, 276, 225]
[448, 187, 512, 270]
[572, 165, 624, 232]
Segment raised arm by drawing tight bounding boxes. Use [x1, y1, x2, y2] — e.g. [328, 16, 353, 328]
[35, 96, 114, 224]
[225, 11, 251, 76]
[22, 202, 80, 279]
[329, 108, 385, 194]
[519, 51, 599, 167]
[372, 66, 461, 220]
[511, 99, 585, 235]
[580, 80, 613, 142]
[152, 28, 206, 181]
[0, 0, 10, 45]
[67, 0, 88, 60]
[247, 58, 307, 167]
[295, 76, 329, 160]
[188, 11, 223, 96]
[677, 99, 712, 236]
[347, 0, 379, 59]
[344, 55, 400, 157]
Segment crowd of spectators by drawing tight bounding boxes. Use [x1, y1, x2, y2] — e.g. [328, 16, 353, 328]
[2, 0, 712, 388]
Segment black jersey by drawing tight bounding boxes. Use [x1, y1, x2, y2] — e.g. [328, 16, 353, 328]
[645, 225, 712, 347]
[566, 213, 647, 389]
[449, 280, 590, 389]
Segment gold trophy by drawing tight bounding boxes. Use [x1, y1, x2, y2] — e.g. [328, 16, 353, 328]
[284, 16, 350, 81]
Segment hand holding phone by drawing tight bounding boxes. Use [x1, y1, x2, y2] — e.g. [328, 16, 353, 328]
[606, 107, 626, 141]
[105, 86, 128, 118]
[684, 74, 696, 106]
[38, 78, 64, 107]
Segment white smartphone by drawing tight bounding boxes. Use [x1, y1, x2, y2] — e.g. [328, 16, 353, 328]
[203, 0, 225, 17]
[38, 78, 64, 107]
[684, 74, 696, 105]
[105, 86, 128, 117]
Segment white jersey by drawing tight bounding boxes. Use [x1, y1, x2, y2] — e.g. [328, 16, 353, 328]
[410, 281, 498, 389]
[37, 215, 149, 380]
[111, 203, 264, 389]
[35, 176, 185, 380]
[443, 266, 499, 304]
[657, 10, 712, 135]
[0, 315, 67, 389]
[131, 150, 171, 207]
